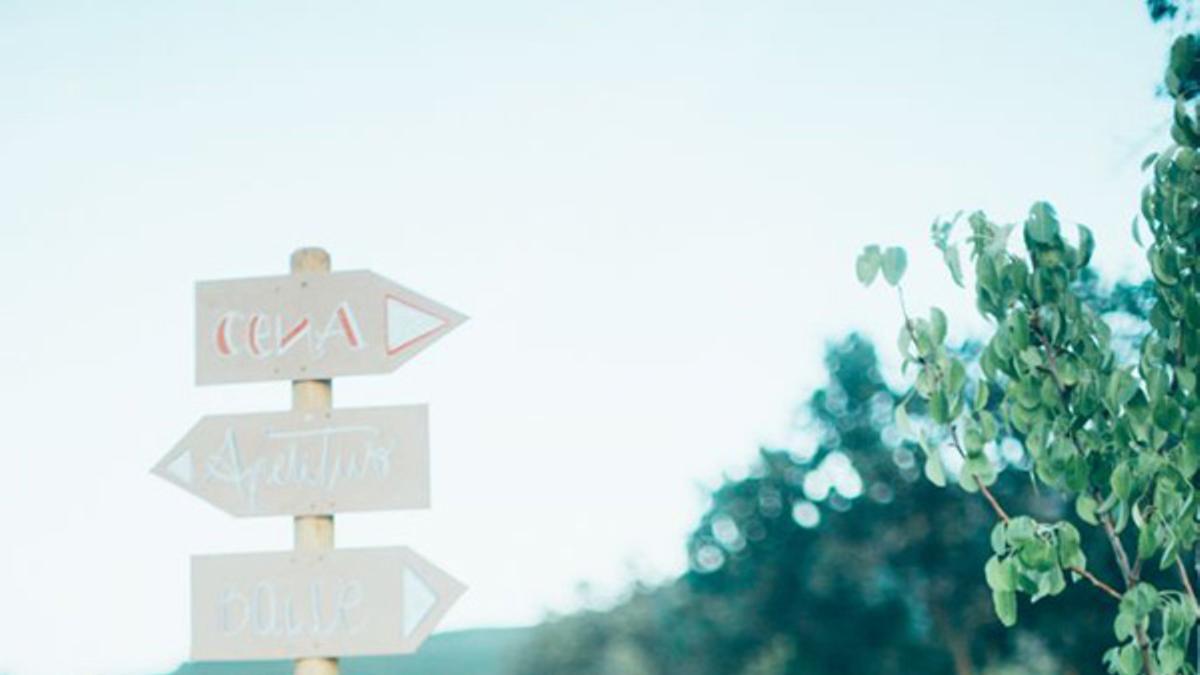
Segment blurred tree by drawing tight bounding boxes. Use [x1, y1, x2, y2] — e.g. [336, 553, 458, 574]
[1150, 0, 1182, 23]
[1147, 0, 1200, 43]
[509, 328, 1150, 674]
[684, 334, 1128, 675]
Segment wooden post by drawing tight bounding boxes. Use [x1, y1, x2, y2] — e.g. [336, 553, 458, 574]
[290, 247, 338, 675]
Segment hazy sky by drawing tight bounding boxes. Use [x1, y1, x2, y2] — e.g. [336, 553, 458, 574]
[0, 2, 1176, 673]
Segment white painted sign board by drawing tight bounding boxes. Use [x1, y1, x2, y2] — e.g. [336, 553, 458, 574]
[191, 546, 465, 661]
[153, 406, 430, 517]
[196, 270, 466, 385]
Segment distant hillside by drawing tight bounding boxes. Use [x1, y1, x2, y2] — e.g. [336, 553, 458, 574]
[163, 627, 531, 675]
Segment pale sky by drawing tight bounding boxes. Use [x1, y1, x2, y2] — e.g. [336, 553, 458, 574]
[0, 2, 1176, 673]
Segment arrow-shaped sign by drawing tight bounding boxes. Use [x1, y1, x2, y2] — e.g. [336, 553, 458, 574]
[152, 406, 430, 517]
[190, 546, 465, 661]
[195, 270, 466, 385]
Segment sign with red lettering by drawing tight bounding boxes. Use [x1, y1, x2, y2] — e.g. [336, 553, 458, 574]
[195, 271, 466, 385]
[191, 546, 466, 660]
[152, 405, 429, 517]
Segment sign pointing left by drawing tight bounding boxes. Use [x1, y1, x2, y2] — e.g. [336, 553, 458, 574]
[152, 405, 430, 517]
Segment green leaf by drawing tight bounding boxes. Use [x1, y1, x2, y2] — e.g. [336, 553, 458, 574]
[979, 411, 998, 440]
[1154, 397, 1184, 434]
[929, 390, 950, 424]
[946, 359, 967, 397]
[897, 325, 914, 360]
[1076, 493, 1099, 526]
[1106, 369, 1139, 411]
[985, 555, 1018, 592]
[1165, 599, 1197, 638]
[1017, 538, 1058, 572]
[1056, 523, 1086, 569]
[1114, 610, 1136, 641]
[1019, 347, 1043, 368]
[924, 451, 947, 487]
[961, 453, 995, 488]
[1076, 224, 1095, 268]
[1025, 202, 1060, 244]
[992, 589, 1017, 627]
[977, 254, 999, 299]
[881, 247, 907, 286]
[991, 522, 1007, 555]
[988, 588, 1017, 624]
[1039, 377, 1059, 409]
[973, 382, 989, 412]
[1158, 642, 1185, 674]
[963, 424, 985, 454]
[930, 307, 947, 345]
[958, 462, 980, 492]
[1179, 367, 1197, 394]
[894, 400, 913, 438]
[1009, 311, 1031, 350]
[943, 244, 964, 287]
[1117, 643, 1143, 675]
[1159, 535, 1179, 571]
[1120, 582, 1161, 620]
[1031, 565, 1066, 602]
[855, 246, 882, 285]
[1005, 517, 1037, 545]
[1137, 520, 1159, 560]
[1185, 296, 1200, 329]
[1150, 245, 1180, 286]
[1057, 355, 1079, 385]
[1112, 462, 1134, 502]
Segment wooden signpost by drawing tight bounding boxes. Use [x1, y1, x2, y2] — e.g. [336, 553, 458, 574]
[155, 248, 466, 674]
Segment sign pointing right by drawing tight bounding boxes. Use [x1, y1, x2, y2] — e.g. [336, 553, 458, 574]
[195, 270, 467, 385]
[191, 546, 465, 661]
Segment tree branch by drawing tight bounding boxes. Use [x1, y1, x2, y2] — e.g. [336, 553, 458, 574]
[1099, 511, 1156, 675]
[1177, 555, 1198, 611]
[1098, 511, 1136, 584]
[974, 474, 1010, 523]
[1068, 565, 1123, 601]
[893, 286, 1127, 611]
[1035, 313, 1167, 674]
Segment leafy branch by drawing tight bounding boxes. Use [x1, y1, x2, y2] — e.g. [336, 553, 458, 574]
[857, 198, 1196, 675]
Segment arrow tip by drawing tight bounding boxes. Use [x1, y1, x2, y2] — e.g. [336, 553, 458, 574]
[386, 295, 453, 355]
[399, 549, 467, 649]
[402, 567, 438, 638]
[156, 448, 195, 485]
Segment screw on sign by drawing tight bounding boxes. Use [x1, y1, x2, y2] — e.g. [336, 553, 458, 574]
[154, 248, 466, 675]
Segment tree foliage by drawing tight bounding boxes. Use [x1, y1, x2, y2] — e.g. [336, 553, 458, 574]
[1151, 0, 1184, 24]
[509, 335, 1123, 675]
[854, 33, 1200, 675]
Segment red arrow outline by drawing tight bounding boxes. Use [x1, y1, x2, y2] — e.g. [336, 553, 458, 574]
[384, 294, 452, 356]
